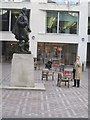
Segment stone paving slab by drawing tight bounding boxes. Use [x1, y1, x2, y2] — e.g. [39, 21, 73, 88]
[1, 63, 88, 118]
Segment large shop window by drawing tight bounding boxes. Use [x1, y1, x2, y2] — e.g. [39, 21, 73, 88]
[37, 42, 78, 65]
[0, 10, 9, 31]
[47, 11, 79, 34]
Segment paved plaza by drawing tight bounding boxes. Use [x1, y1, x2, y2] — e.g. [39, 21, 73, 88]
[1, 63, 88, 118]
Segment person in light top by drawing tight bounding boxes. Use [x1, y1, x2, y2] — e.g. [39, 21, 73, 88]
[72, 56, 82, 87]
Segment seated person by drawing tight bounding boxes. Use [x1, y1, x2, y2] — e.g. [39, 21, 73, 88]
[45, 59, 52, 70]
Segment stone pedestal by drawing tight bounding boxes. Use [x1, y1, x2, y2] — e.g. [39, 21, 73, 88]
[11, 53, 34, 87]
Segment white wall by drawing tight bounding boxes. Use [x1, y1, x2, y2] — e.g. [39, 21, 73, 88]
[0, 32, 16, 41]
[78, 0, 88, 67]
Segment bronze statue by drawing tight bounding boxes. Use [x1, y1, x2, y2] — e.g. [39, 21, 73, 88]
[12, 8, 31, 53]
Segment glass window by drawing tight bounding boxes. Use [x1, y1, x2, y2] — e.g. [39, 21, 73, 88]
[59, 12, 79, 34]
[88, 17, 90, 35]
[37, 42, 78, 65]
[0, 9, 30, 31]
[11, 9, 30, 31]
[0, 9, 9, 31]
[47, 11, 58, 33]
[46, 11, 79, 34]
[11, 10, 21, 31]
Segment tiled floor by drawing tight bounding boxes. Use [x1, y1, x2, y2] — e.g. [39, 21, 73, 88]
[1, 63, 88, 118]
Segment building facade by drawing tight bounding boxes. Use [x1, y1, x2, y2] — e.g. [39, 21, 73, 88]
[0, 0, 90, 68]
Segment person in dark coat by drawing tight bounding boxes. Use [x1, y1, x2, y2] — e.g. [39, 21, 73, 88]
[73, 66, 75, 80]
[45, 59, 52, 70]
[12, 7, 31, 53]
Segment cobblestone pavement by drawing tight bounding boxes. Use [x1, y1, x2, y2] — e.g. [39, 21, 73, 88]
[1, 63, 88, 118]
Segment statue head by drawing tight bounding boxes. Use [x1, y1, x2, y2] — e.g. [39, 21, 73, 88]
[21, 7, 28, 15]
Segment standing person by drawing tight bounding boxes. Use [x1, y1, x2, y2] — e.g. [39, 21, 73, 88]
[72, 56, 82, 87]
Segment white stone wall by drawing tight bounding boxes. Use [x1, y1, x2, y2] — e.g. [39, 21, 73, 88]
[78, 0, 88, 67]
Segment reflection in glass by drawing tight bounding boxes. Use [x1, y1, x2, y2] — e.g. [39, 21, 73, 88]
[11, 9, 30, 31]
[47, 11, 58, 33]
[59, 12, 78, 34]
[37, 42, 78, 65]
[11, 10, 21, 31]
[46, 11, 79, 34]
[88, 17, 90, 35]
[0, 10, 9, 31]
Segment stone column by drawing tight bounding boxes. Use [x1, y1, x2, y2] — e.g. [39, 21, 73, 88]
[11, 53, 34, 87]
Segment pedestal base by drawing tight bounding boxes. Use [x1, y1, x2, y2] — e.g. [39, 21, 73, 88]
[11, 53, 34, 87]
[2, 83, 45, 91]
